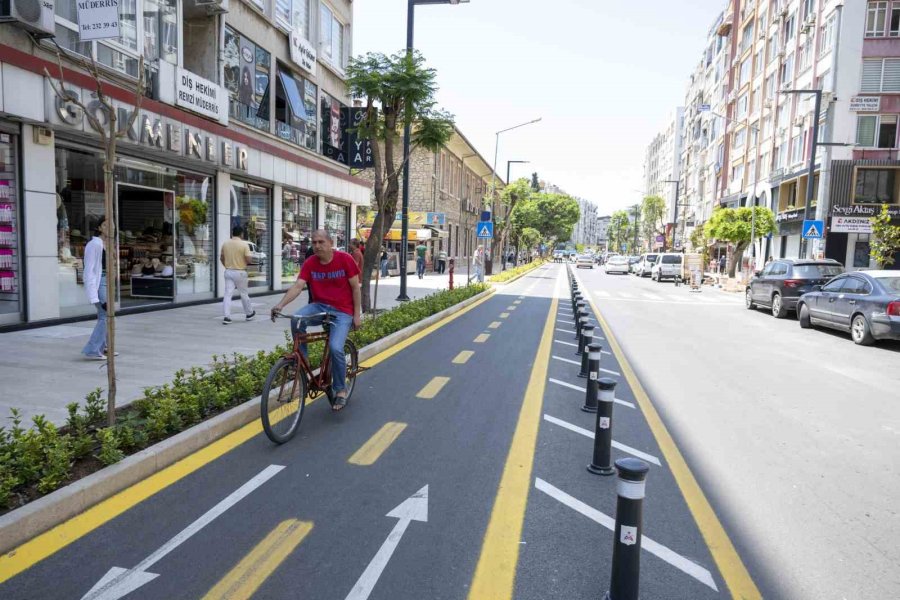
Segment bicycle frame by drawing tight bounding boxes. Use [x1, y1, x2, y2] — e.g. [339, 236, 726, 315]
[285, 329, 333, 397]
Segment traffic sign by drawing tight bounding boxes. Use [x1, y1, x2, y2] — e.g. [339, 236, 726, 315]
[476, 221, 494, 239]
[802, 219, 824, 239]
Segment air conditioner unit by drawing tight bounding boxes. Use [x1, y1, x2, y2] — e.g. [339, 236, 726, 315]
[194, 0, 228, 14]
[0, 0, 54, 37]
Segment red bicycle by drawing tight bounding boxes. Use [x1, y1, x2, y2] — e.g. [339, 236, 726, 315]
[261, 312, 360, 444]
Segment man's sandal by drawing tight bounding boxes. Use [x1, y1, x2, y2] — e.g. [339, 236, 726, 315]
[332, 394, 348, 411]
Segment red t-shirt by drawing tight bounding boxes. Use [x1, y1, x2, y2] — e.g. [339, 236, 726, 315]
[299, 251, 360, 315]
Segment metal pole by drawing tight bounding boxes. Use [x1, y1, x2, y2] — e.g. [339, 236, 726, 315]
[603, 458, 650, 600]
[397, 0, 415, 301]
[800, 90, 822, 259]
[674, 180, 680, 249]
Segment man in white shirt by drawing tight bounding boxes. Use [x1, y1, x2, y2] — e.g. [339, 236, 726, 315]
[82, 217, 110, 360]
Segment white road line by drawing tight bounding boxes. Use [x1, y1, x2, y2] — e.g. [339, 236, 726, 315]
[555, 327, 573, 334]
[557, 319, 576, 325]
[542, 415, 661, 465]
[534, 478, 719, 592]
[554, 339, 578, 347]
[552, 355, 580, 366]
[547, 378, 635, 409]
[594, 290, 611, 298]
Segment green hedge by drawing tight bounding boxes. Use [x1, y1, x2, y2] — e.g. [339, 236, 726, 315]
[0, 283, 489, 511]
[490, 259, 547, 283]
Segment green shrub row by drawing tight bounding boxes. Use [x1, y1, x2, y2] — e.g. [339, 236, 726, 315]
[490, 259, 547, 283]
[0, 283, 489, 511]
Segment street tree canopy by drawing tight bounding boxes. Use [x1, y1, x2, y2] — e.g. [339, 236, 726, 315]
[512, 192, 580, 243]
[641, 195, 667, 249]
[704, 206, 777, 277]
[870, 204, 900, 268]
[607, 210, 631, 254]
[494, 178, 535, 266]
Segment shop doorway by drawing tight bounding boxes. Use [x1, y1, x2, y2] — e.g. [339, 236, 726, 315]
[116, 184, 176, 308]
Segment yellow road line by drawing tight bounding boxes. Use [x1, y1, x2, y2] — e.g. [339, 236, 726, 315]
[581, 283, 762, 600]
[499, 312, 510, 319]
[506, 305, 517, 310]
[474, 333, 490, 343]
[0, 289, 496, 583]
[348, 422, 408, 466]
[416, 376, 450, 399]
[452, 350, 475, 364]
[513, 300, 521, 305]
[488, 321, 501, 329]
[202, 519, 313, 600]
[467, 283, 558, 599]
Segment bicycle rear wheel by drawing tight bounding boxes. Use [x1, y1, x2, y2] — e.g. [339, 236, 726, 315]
[261, 357, 307, 444]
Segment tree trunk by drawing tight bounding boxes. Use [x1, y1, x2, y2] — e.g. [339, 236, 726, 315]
[103, 144, 117, 426]
[728, 241, 748, 278]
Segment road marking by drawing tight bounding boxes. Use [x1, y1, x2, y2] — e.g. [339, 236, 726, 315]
[489, 321, 501, 329]
[500, 312, 510, 318]
[554, 339, 578, 347]
[0, 289, 498, 583]
[202, 519, 313, 600]
[416, 377, 450, 399]
[547, 378, 635, 408]
[453, 350, 474, 364]
[467, 267, 561, 599]
[535, 478, 718, 592]
[574, 272, 762, 599]
[348, 422, 408, 466]
[474, 333, 491, 343]
[542, 414, 661, 465]
[555, 327, 572, 334]
[81, 465, 285, 600]
[345, 486, 429, 600]
[557, 319, 576, 325]
[513, 300, 521, 304]
[507, 305, 517, 310]
[551, 355, 580, 366]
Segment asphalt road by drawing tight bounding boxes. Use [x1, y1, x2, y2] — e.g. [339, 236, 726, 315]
[576, 265, 900, 600]
[1, 264, 763, 599]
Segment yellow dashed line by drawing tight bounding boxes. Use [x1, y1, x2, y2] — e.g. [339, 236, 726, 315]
[507, 305, 517, 310]
[488, 321, 501, 329]
[348, 422, 408, 466]
[453, 350, 475, 364]
[474, 333, 490, 343]
[500, 313, 510, 319]
[416, 376, 451, 398]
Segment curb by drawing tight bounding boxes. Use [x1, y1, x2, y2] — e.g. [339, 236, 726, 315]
[0, 287, 494, 556]
[489, 261, 549, 286]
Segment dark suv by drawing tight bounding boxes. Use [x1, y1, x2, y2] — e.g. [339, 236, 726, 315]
[746, 259, 844, 318]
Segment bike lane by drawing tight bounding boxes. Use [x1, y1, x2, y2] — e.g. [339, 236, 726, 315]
[0, 265, 559, 600]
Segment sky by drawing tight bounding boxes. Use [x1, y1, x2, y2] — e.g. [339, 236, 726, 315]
[352, 0, 725, 216]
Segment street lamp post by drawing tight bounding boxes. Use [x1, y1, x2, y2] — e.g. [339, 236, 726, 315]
[781, 89, 823, 259]
[397, 0, 469, 301]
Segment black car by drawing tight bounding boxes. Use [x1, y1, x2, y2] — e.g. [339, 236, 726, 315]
[746, 259, 844, 318]
[797, 270, 900, 345]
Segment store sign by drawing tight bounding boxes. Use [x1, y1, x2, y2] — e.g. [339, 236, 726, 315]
[849, 96, 881, 112]
[776, 208, 804, 223]
[832, 204, 900, 218]
[324, 107, 374, 169]
[175, 68, 225, 121]
[289, 32, 317, 76]
[831, 216, 874, 234]
[76, 0, 120, 41]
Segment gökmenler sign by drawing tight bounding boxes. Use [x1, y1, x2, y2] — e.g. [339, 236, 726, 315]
[77, 0, 120, 42]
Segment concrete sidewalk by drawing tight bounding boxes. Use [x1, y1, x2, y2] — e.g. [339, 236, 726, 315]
[1, 269, 472, 426]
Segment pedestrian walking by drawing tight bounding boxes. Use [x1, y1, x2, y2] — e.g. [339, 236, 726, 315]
[82, 216, 112, 360]
[473, 245, 485, 282]
[350, 239, 364, 274]
[507, 250, 515, 268]
[718, 254, 726, 274]
[415, 242, 427, 279]
[221, 225, 256, 325]
[380, 246, 389, 277]
[437, 249, 448, 274]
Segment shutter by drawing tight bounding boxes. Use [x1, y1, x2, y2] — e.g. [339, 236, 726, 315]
[856, 115, 877, 147]
[861, 59, 883, 92]
[883, 58, 900, 91]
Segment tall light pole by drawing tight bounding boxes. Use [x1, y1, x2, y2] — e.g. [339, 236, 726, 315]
[781, 88, 822, 259]
[487, 118, 540, 275]
[398, 0, 469, 301]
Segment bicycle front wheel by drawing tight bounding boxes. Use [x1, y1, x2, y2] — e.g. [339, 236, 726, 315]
[261, 357, 307, 444]
[342, 339, 359, 401]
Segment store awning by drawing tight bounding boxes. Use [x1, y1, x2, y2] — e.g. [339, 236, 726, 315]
[359, 227, 436, 241]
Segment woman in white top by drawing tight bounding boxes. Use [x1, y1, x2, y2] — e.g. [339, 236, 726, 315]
[82, 217, 109, 360]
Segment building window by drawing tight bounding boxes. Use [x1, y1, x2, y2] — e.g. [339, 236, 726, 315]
[741, 23, 755, 53]
[783, 13, 796, 43]
[801, 0, 815, 21]
[780, 54, 795, 85]
[733, 127, 747, 149]
[324, 201, 349, 250]
[790, 134, 804, 164]
[739, 57, 752, 85]
[320, 3, 346, 70]
[867, 2, 888, 37]
[275, 66, 318, 150]
[321, 92, 346, 157]
[854, 168, 898, 203]
[820, 12, 836, 53]
[224, 27, 271, 132]
[231, 181, 272, 290]
[856, 114, 898, 148]
[862, 58, 900, 92]
[281, 190, 315, 283]
[737, 93, 749, 118]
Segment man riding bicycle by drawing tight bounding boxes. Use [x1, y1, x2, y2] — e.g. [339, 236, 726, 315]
[271, 229, 362, 411]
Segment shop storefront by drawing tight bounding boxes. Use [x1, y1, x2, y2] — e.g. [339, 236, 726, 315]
[324, 200, 350, 250]
[281, 190, 315, 284]
[0, 129, 20, 325]
[230, 180, 272, 291]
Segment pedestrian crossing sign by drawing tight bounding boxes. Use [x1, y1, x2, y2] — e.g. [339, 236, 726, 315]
[802, 219, 824, 239]
[477, 221, 494, 239]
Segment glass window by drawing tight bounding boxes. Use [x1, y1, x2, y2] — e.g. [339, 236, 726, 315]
[0, 134, 21, 324]
[294, 0, 310, 39]
[854, 168, 899, 203]
[820, 12, 836, 53]
[320, 3, 345, 69]
[822, 277, 845, 292]
[868, 1, 888, 37]
[281, 190, 315, 284]
[771, 262, 788, 276]
[231, 181, 272, 290]
[275, 66, 318, 150]
[879, 116, 898, 148]
[857, 115, 877, 147]
[877, 276, 900, 291]
[892, 2, 900, 36]
[793, 264, 844, 278]
[324, 201, 349, 251]
[321, 92, 345, 156]
[224, 27, 271, 132]
[841, 278, 870, 294]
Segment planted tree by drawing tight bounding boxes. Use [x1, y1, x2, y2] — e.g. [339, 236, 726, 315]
[512, 192, 580, 245]
[641, 195, 667, 251]
[493, 178, 534, 271]
[607, 210, 631, 254]
[346, 51, 454, 309]
[704, 206, 777, 278]
[870, 204, 900, 268]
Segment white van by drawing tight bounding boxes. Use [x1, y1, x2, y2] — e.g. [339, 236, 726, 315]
[651, 253, 682, 282]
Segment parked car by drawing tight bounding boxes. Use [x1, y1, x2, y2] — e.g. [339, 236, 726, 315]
[576, 254, 594, 269]
[605, 255, 630, 274]
[636, 253, 659, 277]
[627, 256, 641, 274]
[796, 271, 900, 345]
[247, 242, 267, 269]
[651, 253, 682, 281]
[745, 259, 844, 318]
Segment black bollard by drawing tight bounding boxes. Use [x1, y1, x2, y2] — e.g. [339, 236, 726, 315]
[578, 326, 594, 378]
[572, 293, 582, 313]
[587, 377, 616, 467]
[576, 311, 589, 350]
[575, 304, 586, 339]
[603, 458, 650, 600]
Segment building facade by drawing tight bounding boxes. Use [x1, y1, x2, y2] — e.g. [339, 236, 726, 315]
[0, 0, 372, 328]
[597, 215, 610, 250]
[573, 197, 599, 246]
[643, 107, 685, 234]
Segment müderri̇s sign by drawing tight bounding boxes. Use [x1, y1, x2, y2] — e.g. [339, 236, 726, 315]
[76, 0, 120, 41]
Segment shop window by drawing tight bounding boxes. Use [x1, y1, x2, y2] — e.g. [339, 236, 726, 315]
[321, 92, 346, 157]
[856, 115, 899, 148]
[0, 134, 20, 324]
[224, 28, 271, 132]
[319, 2, 346, 71]
[231, 181, 272, 290]
[275, 66, 318, 150]
[324, 201, 349, 251]
[281, 190, 315, 283]
[854, 168, 899, 204]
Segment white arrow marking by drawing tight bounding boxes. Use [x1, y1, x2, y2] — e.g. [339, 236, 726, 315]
[344, 485, 429, 600]
[81, 464, 285, 600]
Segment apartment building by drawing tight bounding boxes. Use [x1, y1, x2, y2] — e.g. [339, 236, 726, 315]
[573, 197, 599, 246]
[643, 107, 685, 243]
[0, 0, 371, 327]
[597, 215, 610, 250]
